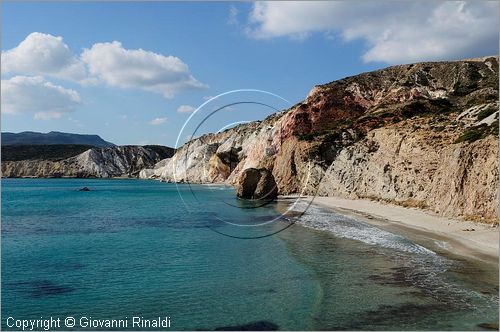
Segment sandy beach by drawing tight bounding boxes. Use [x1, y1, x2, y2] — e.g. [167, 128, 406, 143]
[282, 195, 499, 263]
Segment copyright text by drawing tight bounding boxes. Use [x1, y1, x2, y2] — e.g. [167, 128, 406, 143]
[5, 316, 172, 330]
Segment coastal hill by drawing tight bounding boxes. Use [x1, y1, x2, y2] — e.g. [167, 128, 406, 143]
[2, 145, 175, 178]
[140, 57, 499, 223]
[1, 131, 115, 147]
[1, 131, 175, 177]
[2, 144, 100, 161]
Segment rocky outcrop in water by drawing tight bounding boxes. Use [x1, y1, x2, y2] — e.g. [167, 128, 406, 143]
[141, 57, 499, 222]
[236, 168, 278, 200]
[2, 145, 173, 178]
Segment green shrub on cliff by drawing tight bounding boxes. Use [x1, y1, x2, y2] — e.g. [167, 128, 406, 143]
[454, 130, 483, 143]
[476, 107, 497, 121]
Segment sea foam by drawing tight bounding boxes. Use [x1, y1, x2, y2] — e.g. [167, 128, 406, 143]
[289, 201, 435, 255]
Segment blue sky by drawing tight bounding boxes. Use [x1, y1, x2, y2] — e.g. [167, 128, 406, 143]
[2, 1, 498, 146]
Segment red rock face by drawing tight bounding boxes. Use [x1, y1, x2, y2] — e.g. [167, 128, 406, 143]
[276, 58, 499, 141]
[278, 88, 367, 140]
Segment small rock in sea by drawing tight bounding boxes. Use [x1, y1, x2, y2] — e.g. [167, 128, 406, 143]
[78, 187, 90, 192]
[477, 322, 499, 330]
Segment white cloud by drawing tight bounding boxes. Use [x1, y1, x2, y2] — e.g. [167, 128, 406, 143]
[34, 111, 65, 120]
[247, 1, 499, 64]
[2, 33, 207, 98]
[2, 32, 87, 81]
[1, 76, 81, 120]
[228, 5, 239, 25]
[176, 105, 196, 113]
[81, 41, 207, 98]
[149, 117, 168, 125]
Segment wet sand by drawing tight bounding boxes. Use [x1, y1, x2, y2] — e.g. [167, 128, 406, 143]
[280, 195, 499, 263]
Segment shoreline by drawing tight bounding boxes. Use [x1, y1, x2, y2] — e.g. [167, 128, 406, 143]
[281, 195, 499, 263]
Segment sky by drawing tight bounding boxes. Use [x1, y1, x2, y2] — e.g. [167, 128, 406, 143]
[1, 1, 498, 147]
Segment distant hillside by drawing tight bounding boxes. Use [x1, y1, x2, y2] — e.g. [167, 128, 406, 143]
[2, 145, 176, 178]
[1, 131, 115, 147]
[2, 145, 97, 161]
[2, 144, 175, 163]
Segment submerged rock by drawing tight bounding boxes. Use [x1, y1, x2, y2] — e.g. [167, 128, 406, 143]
[214, 321, 279, 331]
[236, 168, 278, 200]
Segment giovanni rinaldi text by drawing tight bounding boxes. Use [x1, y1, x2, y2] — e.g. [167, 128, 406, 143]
[6, 316, 172, 330]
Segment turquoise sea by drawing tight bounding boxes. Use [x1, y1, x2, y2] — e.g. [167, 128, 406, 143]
[1, 179, 498, 330]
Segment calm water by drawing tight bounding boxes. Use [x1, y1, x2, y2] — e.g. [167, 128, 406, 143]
[1, 179, 498, 330]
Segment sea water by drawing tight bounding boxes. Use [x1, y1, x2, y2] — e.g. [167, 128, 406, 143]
[2, 179, 498, 330]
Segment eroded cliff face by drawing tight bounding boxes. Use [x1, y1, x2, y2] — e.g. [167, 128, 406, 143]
[2, 146, 169, 178]
[141, 57, 499, 222]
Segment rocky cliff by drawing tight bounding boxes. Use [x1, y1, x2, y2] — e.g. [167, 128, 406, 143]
[140, 57, 499, 223]
[2, 145, 174, 178]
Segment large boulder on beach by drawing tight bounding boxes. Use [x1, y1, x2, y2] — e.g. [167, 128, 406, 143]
[236, 168, 278, 200]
